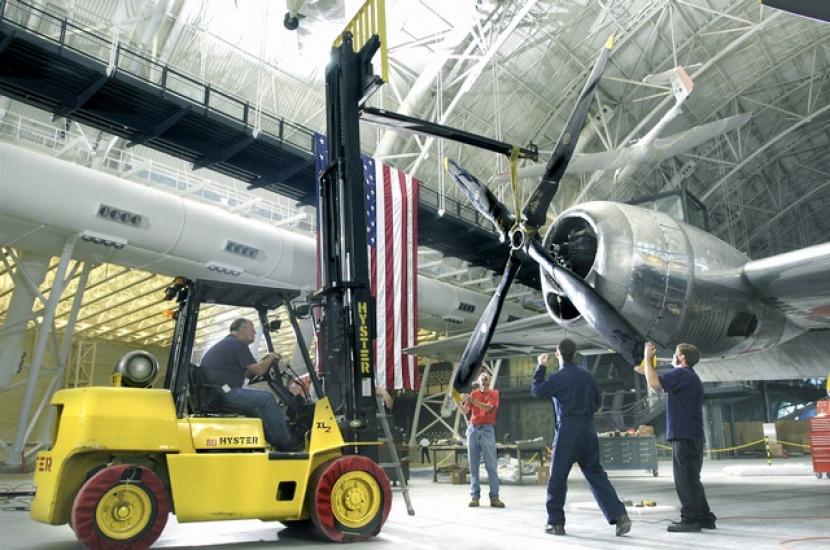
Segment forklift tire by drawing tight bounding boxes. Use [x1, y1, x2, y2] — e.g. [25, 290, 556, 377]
[71, 464, 170, 549]
[309, 456, 392, 542]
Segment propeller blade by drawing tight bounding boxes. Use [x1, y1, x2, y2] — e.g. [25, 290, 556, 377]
[522, 36, 615, 228]
[453, 254, 522, 391]
[445, 158, 514, 241]
[527, 238, 644, 365]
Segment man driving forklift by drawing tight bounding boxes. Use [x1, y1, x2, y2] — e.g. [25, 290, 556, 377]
[200, 317, 300, 451]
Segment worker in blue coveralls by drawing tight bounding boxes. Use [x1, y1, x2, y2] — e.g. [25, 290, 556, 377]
[531, 339, 631, 537]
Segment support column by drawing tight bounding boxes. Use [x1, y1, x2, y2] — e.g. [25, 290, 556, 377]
[708, 402, 725, 461]
[408, 362, 432, 449]
[762, 381, 772, 422]
[729, 402, 738, 458]
[0, 250, 50, 389]
[702, 404, 712, 460]
[40, 262, 92, 445]
[8, 236, 76, 467]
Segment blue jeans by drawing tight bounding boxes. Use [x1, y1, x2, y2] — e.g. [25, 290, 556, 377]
[220, 388, 293, 450]
[467, 424, 499, 498]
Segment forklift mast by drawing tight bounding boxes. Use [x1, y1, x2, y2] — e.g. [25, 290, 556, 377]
[315, 31, 384, 456]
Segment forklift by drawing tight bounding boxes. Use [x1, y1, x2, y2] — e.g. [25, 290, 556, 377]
[30, 1, 396, 546]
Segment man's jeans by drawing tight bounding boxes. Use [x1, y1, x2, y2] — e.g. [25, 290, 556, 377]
[467, 424, 499, 498]
[220, 388, 293, 450]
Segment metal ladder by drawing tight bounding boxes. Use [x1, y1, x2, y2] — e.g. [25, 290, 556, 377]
[376, 396, 415, 515]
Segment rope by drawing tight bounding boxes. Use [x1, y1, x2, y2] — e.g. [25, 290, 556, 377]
[508, 145, 521, 220]
[780, 536, 830, 549]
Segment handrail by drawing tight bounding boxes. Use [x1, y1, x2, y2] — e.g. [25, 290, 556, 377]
[0, 0, 314, 152]
[0, 0, 497, 236]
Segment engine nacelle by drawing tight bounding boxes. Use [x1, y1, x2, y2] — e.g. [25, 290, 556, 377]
[541, 201, 803, 358]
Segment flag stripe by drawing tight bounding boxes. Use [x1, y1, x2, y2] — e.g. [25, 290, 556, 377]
[397, 169, 409, 389]
[383, 165, 396, 390]
[408, 174, 419, 388]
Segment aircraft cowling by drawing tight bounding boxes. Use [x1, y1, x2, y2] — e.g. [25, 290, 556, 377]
[540, 201, 804, 358]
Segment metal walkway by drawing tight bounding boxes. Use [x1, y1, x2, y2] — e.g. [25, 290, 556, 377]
[0, 0, 539, 287]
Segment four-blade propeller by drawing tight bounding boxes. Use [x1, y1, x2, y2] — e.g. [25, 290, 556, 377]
[442, 36, 646, 391]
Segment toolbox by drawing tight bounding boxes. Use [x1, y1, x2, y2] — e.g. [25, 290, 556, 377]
[599, 435, 658, 476]
[809, 414, 830, 479]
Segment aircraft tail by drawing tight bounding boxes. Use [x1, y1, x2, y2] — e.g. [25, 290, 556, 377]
[669, 66, 694, 104]
[642, 65, 695, 104]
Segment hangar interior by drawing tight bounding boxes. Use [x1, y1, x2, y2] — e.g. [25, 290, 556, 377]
[0, 0, 829, 548]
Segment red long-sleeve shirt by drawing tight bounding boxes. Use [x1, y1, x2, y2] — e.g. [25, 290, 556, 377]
[468, 388, 499, 426]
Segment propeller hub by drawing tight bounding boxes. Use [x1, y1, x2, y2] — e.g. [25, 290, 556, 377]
[509, 227, 525, 251]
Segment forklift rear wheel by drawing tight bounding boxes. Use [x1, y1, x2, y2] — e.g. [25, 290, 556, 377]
[309, 456, 392, 542]
[71, 464, 170, 549]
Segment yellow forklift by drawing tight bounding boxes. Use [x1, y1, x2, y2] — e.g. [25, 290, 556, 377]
[30, 279, 392, 547]
[31, 1, 399, 545]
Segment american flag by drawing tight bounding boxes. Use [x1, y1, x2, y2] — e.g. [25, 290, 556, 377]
[314, 134, 420, 391]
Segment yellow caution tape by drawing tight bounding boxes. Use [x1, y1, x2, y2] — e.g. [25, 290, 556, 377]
[657, 437, 810, 454]
[657, 438, 768, 453]
[778, 440, 811, 449]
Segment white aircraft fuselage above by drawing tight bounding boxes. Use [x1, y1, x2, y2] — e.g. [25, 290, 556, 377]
[0, 141, 534, 334]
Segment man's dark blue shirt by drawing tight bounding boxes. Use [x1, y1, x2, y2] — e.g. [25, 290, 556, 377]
[200, 335, 256, 388]
[531, 362, 601, 423]
[659, 366, 704, 441]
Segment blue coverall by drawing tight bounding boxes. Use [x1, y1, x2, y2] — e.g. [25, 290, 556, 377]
[532, 361, 626, 527]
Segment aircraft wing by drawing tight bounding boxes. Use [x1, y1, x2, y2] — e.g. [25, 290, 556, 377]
[491, 113, 751, 184]
[404, 314, 611, 362]
[744, 241, 830, 329]
[643, 112, 751, 163]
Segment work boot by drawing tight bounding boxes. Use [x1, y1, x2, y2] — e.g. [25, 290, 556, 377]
[701, 515, 717, 529]
[545, 524, 565, 536]
[489, 497, 505, 508]
[667, 521, 701, 533]
[615, 514, 632, 536]
[468, 497, 480, 507]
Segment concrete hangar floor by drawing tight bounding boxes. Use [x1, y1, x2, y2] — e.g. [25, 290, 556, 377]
[2, 457, 827, 549]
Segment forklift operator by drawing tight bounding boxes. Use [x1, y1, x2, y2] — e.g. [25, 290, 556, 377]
[200, 318, 296, 451]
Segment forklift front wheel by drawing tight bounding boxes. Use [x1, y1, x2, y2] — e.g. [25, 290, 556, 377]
[309, 456, 392, 542]
[71, 464, 170, 549]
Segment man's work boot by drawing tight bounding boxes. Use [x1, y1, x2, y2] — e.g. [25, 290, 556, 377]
[468, 497, 480, 508]
[615, 514, 632, 536]
[667, 521, 701, 533]
[489, 497, 505, 508]
[545, 524, 565, 536]
[701, 516, 717, 529]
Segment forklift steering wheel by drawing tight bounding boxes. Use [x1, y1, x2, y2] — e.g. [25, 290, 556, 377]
[265, 357, 283, 381]
[248, 358, 282, 386]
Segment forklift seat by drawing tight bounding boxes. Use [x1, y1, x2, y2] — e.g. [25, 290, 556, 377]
[188, 364, 226, 415]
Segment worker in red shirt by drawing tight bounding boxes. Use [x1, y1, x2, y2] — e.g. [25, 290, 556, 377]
[459, 370, 505, 508]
